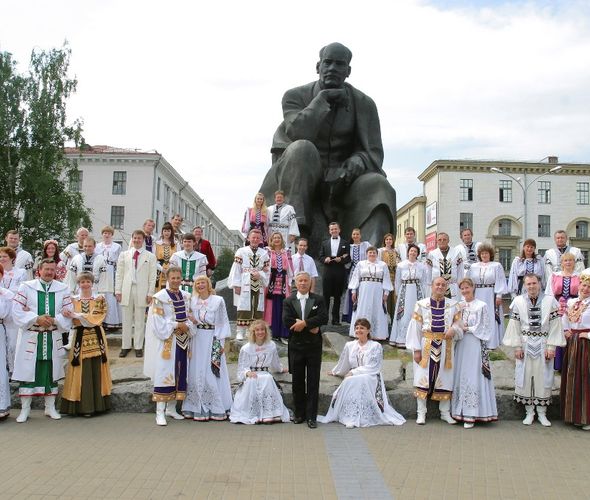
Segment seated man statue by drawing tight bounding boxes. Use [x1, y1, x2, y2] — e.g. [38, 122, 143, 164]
[260, 42, 396, 253]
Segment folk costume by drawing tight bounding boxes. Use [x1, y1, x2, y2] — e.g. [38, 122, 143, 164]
[426, 247, 463, 299]
[60, 242, 84, 268]
[396, 242, 427, 262]
[342, 240, 371, 323]
[406, 297, 463, 423]
[377, 246, 400, 323]
[34, 257, 67, 282]
[267, 203, 299, 251]
[503, 293, 565, 424]
[60, 294, 112, 415]
[318, 340, 405, 428]
[242, 208, 268, 247]
[12, 278, 72, 421]
[66, 252, 108, 294]
[455, 241, 482, 273]
[389, 260, 428, 348]
[1, 267, 26, 372]
[195, 237, 217, 274]
[0, 286, 14, 417]
[95, 240, 123, 328]
[229, 341, 290, 424]
[154, 240, 180, 292]
[468, 261, 508, 349]
[544, 245, 585, 284]
[264, 248, 294, 340]
[14, 247, 34, 280]
[182, 294, 232, 420]
[347, 260, 393, 340]
[451, 298, 498, 424]
[508, 255, 545, 297]
[561, 292, 590, 427]
[144, 288, 194, 424]
[170, 250, 207, 294]
[228, 245, 270, 338]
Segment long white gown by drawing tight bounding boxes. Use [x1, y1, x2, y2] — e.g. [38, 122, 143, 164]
[95, 241, 122, 327]
[0, 287, 13, 414]
[451, 298, 498, 423]
[508, 256, 545, 297]
[1, 267, 27, 372]
[182, 294, 233, 419]
[318, 340, 405, 427]
[348, 260, 393, 340]
[229, 341, 290, 424]
[468, 261, 508, 349]
[389, 260, 428, 347]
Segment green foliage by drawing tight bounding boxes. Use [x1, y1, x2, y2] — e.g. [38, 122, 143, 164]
[214, 247, 236, 281]
[0, 43, 91, 252]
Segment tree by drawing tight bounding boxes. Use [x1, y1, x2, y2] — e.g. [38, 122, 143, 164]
[214, 247, 236, 281]
[0, 43, 91, 252]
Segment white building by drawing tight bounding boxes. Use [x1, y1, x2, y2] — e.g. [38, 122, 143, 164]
[65, 145, 242, 254]
[417, 156, 590, 272]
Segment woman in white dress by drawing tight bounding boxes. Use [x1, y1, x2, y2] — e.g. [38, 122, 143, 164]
[95, 226, 122, 330]
[389, 244, 428, 348]
[452, 278, 498, 428]
[348, 247, 393, 340]
[508, 239, 545, 297]
[0, 264, 13, 419]
[229, 320, 290, 424]
[182, 275, 233, 421]
[468, 244, 508, 349]
[319, 318, 405, 428]
[342, 228, 371, 323]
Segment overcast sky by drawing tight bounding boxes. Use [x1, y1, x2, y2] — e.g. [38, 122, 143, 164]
[3, 0, 590, 231]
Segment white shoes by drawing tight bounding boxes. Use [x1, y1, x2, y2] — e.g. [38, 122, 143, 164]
[463, 422, 474, 429]
[165, 403, 184, 420]
[522, 405, 535, 425]
[416, 414, 426, 425]
[44, 396, 61, 420]
[345, 423, 355, 429]
[236, 330, 244, 341]
[440, 413, 457, 425]
[582, 425, 590, 431]
[16, 397, 32, 423]
[536, 407, 552, 427]
[156, 402, 167, 426]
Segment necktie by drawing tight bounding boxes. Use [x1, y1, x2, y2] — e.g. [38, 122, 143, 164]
[133, 250, 140, 269]
[299, 256, 304, 272]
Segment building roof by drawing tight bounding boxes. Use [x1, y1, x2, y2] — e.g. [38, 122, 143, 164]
[64, 145, 159, 155]
[397, 195, 426, 214]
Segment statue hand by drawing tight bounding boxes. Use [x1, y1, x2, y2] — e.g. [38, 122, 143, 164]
[342, 157, 366, 184]
[318, 88, 347, 106]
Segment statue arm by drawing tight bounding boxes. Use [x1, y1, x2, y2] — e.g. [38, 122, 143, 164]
[346, 92, 384, 175]
[282, 89, 332, 142]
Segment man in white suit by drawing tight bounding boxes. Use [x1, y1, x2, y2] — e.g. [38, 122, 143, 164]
[115, 229, 157, 358]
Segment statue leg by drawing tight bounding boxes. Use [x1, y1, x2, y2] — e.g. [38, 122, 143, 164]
[261, 140, 322, 229]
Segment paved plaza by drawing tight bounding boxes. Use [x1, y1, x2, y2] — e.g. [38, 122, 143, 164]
[0, 412, 589, 499]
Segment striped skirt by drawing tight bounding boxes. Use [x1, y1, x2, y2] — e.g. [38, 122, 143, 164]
[560, 330, 590, 425]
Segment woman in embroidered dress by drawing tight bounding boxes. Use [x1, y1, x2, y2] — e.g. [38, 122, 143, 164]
[451, 278, 498, 428]
[546, 253, 580, 371]
[378, 233, 399, 324]
[467, 244, 508, 349]
[229, 320, 290, 424]
[263, 232, 294, 343]
[0, 247, 26, 372]
[389, 244, 428, 348]
[319, 318, 405, 428]
[242, 192, 268, 247]
[348, 247, 392, 340]
[95, 226, 122, 330]
[0, 264, 13, 419]
[34, 240, 67, 282]
[155, 222, 179, 292]
[561, 274, 590, 430]
[183, 275, 232, 421]
[342, 228, 371, 323]
[60, 272, 112, 416]
[508, 239, 545, 297]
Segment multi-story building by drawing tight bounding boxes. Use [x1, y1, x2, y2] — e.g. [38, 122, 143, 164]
[414, 156, 590, 272]
[65, 145, 242, 254]
[394, 196, 426, 247]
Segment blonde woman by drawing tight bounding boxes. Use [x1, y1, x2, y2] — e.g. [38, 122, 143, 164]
[229, 320, 290, 424]
[241, 192, 268, 247]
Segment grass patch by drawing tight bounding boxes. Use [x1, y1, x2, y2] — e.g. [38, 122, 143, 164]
[383, 349, 412, 363]
[322, 351, 340, 362]
[489, 350, 508, 361]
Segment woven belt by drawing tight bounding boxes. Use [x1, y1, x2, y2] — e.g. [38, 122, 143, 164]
[181, 280, 193, 286]
[475, 283, 495, 288]
[249, 366, 269, 372]
[106, 259, 116, 265]
[29, 325, 57, 333]
[269, 223, 289, 229]
[522, 331, 548, 337]
[420, 331, 452, 370]
[360, 277, 383, 283]
[402, 279, 419, 284]
[195, 323, 215, 330]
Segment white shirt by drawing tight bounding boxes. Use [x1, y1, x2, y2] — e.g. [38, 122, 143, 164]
[297, 291, 309, 320]
[292, 253, 318, 278]
[330, 237, 340, 257]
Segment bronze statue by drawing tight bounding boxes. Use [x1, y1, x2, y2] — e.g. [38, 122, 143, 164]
[260, 42, 396, 254]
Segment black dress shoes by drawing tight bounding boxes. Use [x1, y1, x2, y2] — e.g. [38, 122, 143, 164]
[292, 417, 305, 424]
[135, 349, 143, 358]
[307, 420, 317, 429]
[119, 349, 130, 358]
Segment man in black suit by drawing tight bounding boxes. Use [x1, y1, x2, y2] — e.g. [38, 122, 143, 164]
[319, 222, 350, 325]
[283, 271, 328, 428]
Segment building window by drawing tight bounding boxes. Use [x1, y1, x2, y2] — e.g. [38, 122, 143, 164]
[112, 171, 127, 195]
[576, 221, 589, 239]
[538, 215, 550, 237]
[498, 219, 512, 236]
[582, 250, 589, 267]
[397, 224, 401, 237]
[499, 180, 512, 202]
[111, 206, 125, 229]
[499, 249, 512, 275]
[164, 184, 170, 209]
[460, 179, 473, 201]
[156, 177, 161, 201]
[577, 182, 589, 205]
[403, 219, 408, 231]
[538, 181, 551, 204]
[156, 210, 160, 232]
[69, 170, 83, 192]
[459, 213, 473, 233]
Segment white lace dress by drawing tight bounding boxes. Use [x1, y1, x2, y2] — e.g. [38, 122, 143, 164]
[229, 341, 290, 424]
[451, 298, 498, 423]
[318, 340, 405, 428]
[0, 287, 13, 414]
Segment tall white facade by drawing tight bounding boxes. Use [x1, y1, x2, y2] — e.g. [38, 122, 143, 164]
[65, 145, 242, 254]
[417, 157, 590, 271]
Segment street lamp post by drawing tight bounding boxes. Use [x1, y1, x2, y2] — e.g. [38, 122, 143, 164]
[490, 165, 562, 243]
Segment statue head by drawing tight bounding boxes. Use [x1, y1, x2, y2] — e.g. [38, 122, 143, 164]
[316, 42, 352, 89]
